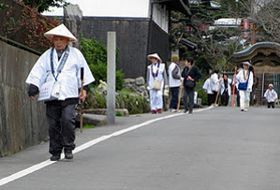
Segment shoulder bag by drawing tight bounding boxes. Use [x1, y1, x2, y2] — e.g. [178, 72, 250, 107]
[184, 67, 195, 88]
[38, 47, 70, 101]
[151, 63, 162, 90]
[238, 71, 250, 91]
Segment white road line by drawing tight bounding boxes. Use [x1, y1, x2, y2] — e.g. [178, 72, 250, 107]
[0, 106, 213, 187]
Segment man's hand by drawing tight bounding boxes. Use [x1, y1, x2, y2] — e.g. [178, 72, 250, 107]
[79, 89, 87, 102]
[187, 76, 194, 81]
[29, 96, 37, 100]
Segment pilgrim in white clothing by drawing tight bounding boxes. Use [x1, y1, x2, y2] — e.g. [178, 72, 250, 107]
[26, 24, 95, 161]
[264, 84, 278, 108]
[202, 77, 213, 106]
[236, 61, 253, 111]
[146, 53, 168, 113]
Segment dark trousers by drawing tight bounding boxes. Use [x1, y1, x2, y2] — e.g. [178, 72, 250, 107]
[207, 94, 213, 106]
[221, 91, 229, 106]
[183, 87, 194, 113]
[46, 103, 76, 155]
[169, 86, 180, 109]
[267, 102, 275, 108]
[211, 91, 218, 105]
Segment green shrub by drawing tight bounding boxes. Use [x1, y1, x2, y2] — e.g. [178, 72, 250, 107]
[116, 90, 150, 114]
[85, 89, 150, 114]
[89, 63, 124, 91]
[196, 79, 208, 105]
[80, 38, 124, 90]
[84, 90, 106, 109]
[80, 38, 107, 65]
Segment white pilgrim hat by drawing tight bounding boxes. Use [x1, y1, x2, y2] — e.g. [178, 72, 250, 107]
[242, 61, 251, 66]
[268, 83, 274, 88]
[147, 53, 162, 62]
[44, 24, 77, 42]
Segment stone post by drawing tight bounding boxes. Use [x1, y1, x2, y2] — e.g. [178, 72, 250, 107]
[107, 32, 116, 124]
[63, 4, 83, 48]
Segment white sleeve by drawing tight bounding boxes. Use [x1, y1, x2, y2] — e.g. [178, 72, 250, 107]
[248, 71, 254, 89]
[211, 74, 219, 83]
[25, 50, 49, 87]
[76, 49, 95, 86]
[264, 90, 268, 98]
[274, 90, 278, 100]
[236, 71, 241, 82]
[202, 80, 207, 90]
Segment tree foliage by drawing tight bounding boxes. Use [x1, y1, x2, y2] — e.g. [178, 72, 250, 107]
[22, 0, 69, 12]
[0, 0, 59, 52]
[170, 0, 253, 74]
[80, 38, 124, 91]
[253, 0, 280, 43]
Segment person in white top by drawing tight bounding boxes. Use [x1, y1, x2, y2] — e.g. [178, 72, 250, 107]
[236, 61, 254, 111]
[202, 75, 213, 106]
[264, 83, 278, 108]
[146, 53, 168, 114]
[210, 70, 220, 105]
[168, 55, 181, 112]
[26, 24, 95, 161]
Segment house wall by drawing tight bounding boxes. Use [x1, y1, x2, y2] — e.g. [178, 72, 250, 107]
[151, 3, 169, 33]
[0, 40, 48, 157]
[81, 17, 170, 78]
[148, 20, 171, 65]
[45, 0, 150, 17]
[81, 17, 147, 78]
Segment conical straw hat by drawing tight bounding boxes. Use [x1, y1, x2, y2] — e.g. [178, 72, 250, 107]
[147, 53, 162, 62]
[44, 24, 77, 42]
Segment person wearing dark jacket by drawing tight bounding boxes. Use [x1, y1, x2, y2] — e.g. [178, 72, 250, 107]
[181, 57, 201, 114]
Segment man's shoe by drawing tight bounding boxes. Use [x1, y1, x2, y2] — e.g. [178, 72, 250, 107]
[151, 110, 157, 114]
[50, 154, 61, 161]
[64, 150, 73, 159]
[157, 109, 162, 114]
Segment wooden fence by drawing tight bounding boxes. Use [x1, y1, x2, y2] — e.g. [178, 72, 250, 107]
[0, 38, 48, 157]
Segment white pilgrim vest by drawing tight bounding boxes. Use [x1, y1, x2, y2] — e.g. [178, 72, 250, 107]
[168, 62, 181, 87]
[26, 47, 95, 101]
[236, 69, 253, 92]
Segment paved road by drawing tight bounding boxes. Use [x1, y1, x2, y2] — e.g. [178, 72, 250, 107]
[1, 106, 280, 190]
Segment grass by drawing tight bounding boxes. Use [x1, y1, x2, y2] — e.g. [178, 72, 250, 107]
[83, 124, 95, 129]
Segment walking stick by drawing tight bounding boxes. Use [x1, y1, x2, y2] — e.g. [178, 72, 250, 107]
[231, 67, 237, 108]
[79, 67, 84, 133]
[177, 84, 183, 111]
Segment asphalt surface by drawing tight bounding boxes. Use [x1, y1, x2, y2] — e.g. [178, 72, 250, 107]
[1, 106, 280, 190]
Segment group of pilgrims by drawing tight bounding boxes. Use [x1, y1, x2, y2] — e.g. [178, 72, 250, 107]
[146, 53, 278, 113]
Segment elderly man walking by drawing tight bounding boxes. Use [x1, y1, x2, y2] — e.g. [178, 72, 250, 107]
[26, 24, 95, 161]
